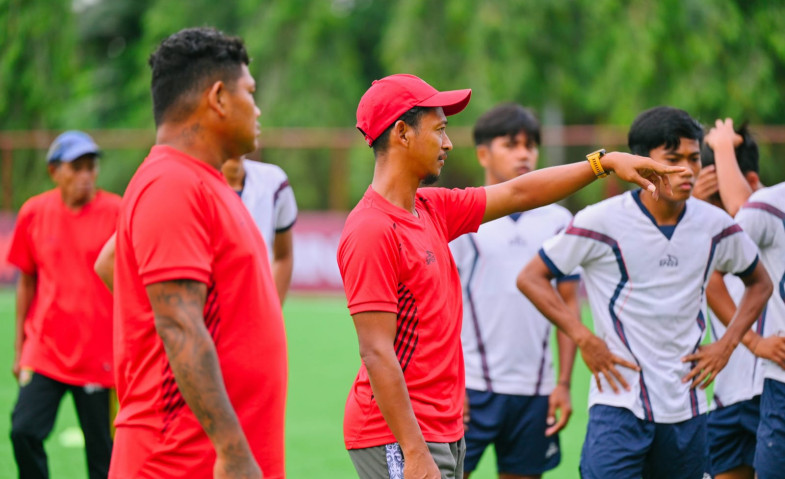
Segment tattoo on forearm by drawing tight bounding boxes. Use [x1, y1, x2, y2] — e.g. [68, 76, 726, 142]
[148, 280, 243, 449]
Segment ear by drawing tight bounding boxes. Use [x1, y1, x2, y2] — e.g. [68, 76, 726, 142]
[47, 163, 59, 180]
[206, 80, 227, 117]
[393, 120, 410, 148]
[476, 145, 490, 168]
[744, 171, 761, 190]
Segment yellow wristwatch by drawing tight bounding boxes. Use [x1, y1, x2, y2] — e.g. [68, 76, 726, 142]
[586, 148, 608, 178]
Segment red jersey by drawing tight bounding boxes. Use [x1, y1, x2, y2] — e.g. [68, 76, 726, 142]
[337, 186, 486, 449]
[109, 146, 287, 479]
[6, 189, 120, 387]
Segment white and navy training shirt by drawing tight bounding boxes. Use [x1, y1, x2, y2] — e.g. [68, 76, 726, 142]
[540, 190, 759, 424]
[736, 183, 785, 385]
[240, 159, 298, 258]
[451, 204, 578, 396]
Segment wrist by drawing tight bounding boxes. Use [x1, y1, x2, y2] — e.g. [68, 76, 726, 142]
[587, 149, 610, 178]
[557, 379, 571, 388]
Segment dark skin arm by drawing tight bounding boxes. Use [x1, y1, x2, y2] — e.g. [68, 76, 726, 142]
[483, 152, 683, 222]
[352, 311, 440, 479]
[546, 279, 579, 436]
[706, 270, 785, 368]
[147, 280, 262, 479]
[13, 271, 36, 379]
[271, 229, 293, 306]
[682, 262, 773, 388]
[517, 256, 639, 394]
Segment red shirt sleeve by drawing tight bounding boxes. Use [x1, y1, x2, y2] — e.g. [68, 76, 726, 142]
[6, 202, 36, 275]
[338, 211, 400, 316]
[421, 187, 486, 241]
[131, 175, 213, 286]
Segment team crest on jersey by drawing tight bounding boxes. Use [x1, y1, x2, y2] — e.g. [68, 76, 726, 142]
[509, 236, 527, 246]
[545, 442, 559, 459]
[659, 254, 679, 267]
[424, 250, 436, 265]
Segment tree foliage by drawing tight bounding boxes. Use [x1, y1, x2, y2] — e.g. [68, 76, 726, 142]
[2, 0, 784, 208]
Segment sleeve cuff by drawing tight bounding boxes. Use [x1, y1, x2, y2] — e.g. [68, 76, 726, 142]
[539, 248, 566, 279]
[275, 218, 296, 233]
[734, 255, 759, 278]
[556, 273, 580, 283]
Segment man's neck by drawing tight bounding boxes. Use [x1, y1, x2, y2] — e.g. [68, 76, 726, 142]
[222, 160, 246, 191]
[155, 122, 226, 170]
[639, 190, 686, 225]
[370, 156, 423, 215]
[60, 190, 95, 211]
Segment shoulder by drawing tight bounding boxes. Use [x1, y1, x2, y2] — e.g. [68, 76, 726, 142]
[17, 189, 59, 219]
[244, 159, 288, 182]
[95, 190, 122, 206]
[685, 197, 735, 228]
[748, 184, 785, 209]
[532, 203, 573, 222]
[571, 193, 626, 229]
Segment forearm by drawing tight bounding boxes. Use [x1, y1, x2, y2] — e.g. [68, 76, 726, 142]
[94, 233, 116, 293]
[271, 258, 293, 305]
[363, 350, 428, 456]
[14, 273, 36, 361]
[720, 270, 772, 350]
[159, 324, 249, 458]
[149, 280, 252, 461]
[519, 268, 592, 347]
[555, 281, 580, 384]
[713, 142, 753, 216]
[484, 162, 595, 221]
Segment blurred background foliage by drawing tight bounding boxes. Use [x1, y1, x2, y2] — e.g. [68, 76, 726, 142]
[2, 0, 784, 210]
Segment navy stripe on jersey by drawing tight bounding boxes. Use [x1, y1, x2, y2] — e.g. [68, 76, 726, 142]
[534, 327, 551, 395]
[688, 311, 706, 417]
[539, 248, 566, 279]
[743, 201, 785, 305]
[465, 236, 493, 391]
[565, 224, 654, 421]
[396, 283, 420, 373]
[272, 179, 290, 205]
[702, 224, 743, 292]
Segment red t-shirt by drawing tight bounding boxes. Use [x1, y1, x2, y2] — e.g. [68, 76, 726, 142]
[337, 185, 486, 449]
[6, 189, 120, 387]
[109, 146, 287, 479]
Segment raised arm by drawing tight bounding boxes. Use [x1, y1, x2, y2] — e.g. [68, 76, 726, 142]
[147, 280, 261, 479]
[704, 119, 751, 217]
[13, 272, 36, 379]
[271, 229, 293, 305]
[517, 255, 638, 394]
[94, 233, 116, 293]
[683, 262, 773, 388]
[483, 152, 683, 222]
[706, 270, 785, 368]
[545, 279, 579, 436]
[352, 311, 440, 479]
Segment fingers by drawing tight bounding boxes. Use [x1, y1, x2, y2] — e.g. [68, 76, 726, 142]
[607, 365, 631, 392]
[545, 408, 570, 436]
[594, 372, 603, 393]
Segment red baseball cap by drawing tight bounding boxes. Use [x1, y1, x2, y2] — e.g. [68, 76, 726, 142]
[356, 74, 472, 146]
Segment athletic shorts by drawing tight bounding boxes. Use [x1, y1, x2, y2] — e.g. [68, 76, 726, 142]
[580, 404, 709, 479]
[707, 396, 759, 475]
[755, 378, 785, 479]
[348, 438, 465, 479]
[463, 389, 559, 475]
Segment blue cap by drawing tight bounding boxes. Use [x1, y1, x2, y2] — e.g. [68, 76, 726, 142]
[46, 131, 101, 163]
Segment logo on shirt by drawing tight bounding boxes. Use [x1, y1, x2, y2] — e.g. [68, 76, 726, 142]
[425, 250, 436, 265]
[659, 254, 679, 267]
[509, 236, 527, 247]
[545, 442, 559, 459]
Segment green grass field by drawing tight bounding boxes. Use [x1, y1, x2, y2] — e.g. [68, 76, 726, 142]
[0, 287, 594, 478]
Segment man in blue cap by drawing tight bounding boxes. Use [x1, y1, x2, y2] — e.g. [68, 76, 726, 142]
[6, 131, 121, 479]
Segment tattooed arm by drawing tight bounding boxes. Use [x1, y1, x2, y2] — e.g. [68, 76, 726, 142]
[147, 280, 262, 479]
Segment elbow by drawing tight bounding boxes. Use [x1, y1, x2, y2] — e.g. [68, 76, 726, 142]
[358, 342, 393, 372]
[516, 263, 539, 297]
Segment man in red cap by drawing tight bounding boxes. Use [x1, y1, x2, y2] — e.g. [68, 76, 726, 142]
[338, 73, 685, 478]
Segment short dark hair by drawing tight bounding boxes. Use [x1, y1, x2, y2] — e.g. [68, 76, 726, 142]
[148, 27, 250, 126]
[473, 103, 540, 147]
[700, 123, 759, 174]
[371, 106, 431, 156]
[628, 106, 704, 157]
